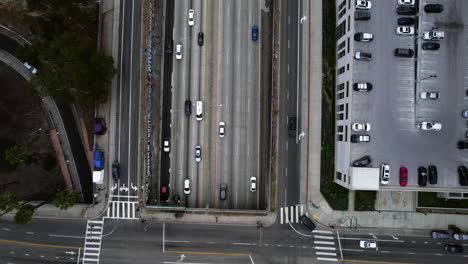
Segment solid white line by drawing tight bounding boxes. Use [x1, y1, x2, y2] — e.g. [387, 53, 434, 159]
[314, 241, 335, 245]
[165, 240, 190, 243]
[316, 257, 338, 262]
[340, 238, 404, 242]
[249, 254, 255, 264]
[49, 234, 84, 239]
[408, 252, 415, 254]
[280, 207, 284, 224]
[337, 229, 343, 260]
[316, 252, 337, 256]
[313, 230, 333, 234]
[314, 246, 336, 251]
[314, 235, 334, 240]
[380, 251, 390, 253]
[341, 249, 364, 252]
[234, 242, 255, 246]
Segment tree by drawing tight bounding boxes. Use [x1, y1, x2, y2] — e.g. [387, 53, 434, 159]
[5, 145, 28, 166]
[0, 192, 20, 215]
[54, 189, 76, 210]
[14, 204, 35, 225]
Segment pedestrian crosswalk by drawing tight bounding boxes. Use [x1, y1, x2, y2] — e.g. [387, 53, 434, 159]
[106, 200, 139, 219]
[82, 220, 104, 264]
[312, 230, 338, 262]
[279, 205, 306, 224]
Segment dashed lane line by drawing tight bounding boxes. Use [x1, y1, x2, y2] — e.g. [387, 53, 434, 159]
[233, 242, 255, 246]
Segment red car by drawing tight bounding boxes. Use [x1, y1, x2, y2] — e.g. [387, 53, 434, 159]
[399, 167, 408, 186]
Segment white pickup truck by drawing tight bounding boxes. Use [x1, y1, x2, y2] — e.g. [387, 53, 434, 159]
[423, 31, 444, 40]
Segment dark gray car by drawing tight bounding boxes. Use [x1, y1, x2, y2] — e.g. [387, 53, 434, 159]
[220, 184, 227, 200]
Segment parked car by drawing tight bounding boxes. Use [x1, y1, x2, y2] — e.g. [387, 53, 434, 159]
[175, 44, 182, 59]
[418, 167, 428, 186]
[380, 164, 390, 185]
[188, 9, 195, 26]
[251, 25, 259, 41]
[397, 6, 417, 15]
[394, 48, 414, 57]
[419, 121, 442, 131]
[197, 32, 204, 46]
[220, 184, 227, 200]
[112, 161, 120, 181]
[185, 100, 192, 116]
[431, 230, 451, 239]
[163, 140, 170, 152]
[458, 141, 468, 150]
[422, 42, 440, 50]
[428, 165, 438, 184]
[424, 4, 443, 13]
[355, 11, 371, 20]
[195, 145, 202, 163]
[354, 32, 374, 41]
[397, 17, 415, 25]
[355, 51, 372, 61]
[184, 179, 191, 194]
[459, 166, 468, 186]
[420, 92, 439, 100]
[398, 0, 415, 6]
[360, 240, 377, 248]
[353, 82, 373, 92]
[351, 134, 370, 143]
[299, 214, 316, 231]
[288, 116, 297, 137]
[462, 110, 468, 118]
[356, 0, 372, 10]
[352, 156, 371, 167]
[399, 167, 408, 186]
[250, 177, 257, 192]
[396, 26, 414, 35]
[444, 243, 463, 254]
[23, 62, 38, 74]
[423, 31, 445, 40]
[453, 233, 468, 240]
[352, 123, 371, 131]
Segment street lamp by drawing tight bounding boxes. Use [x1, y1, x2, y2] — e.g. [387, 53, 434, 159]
[419, 74, 437, 81]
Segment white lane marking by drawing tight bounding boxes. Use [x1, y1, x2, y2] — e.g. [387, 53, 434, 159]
[437, 242, 441, 244]
[314, 241, 335, 245]
[290, 207, 294, 223]
[207, 241, 215, 244]
[285, 167, 288, 177]
[249, 254, 255, 264]
[288, 16, 290, 24]
[286, 141, 288, 151]
[316, 252, 337, 256]
[316, 257, 338, 262]
[280, 207, 284, 224]
[300, 206, 303, 217]
[287, 65, 290, 74]
[313, 230, 333, 234]
[285, 206, 289, 224]
[165, 240, 190, 243]
[289, 245, 294, 248]
[288, 40, 290, 49]
[314, 246, 336, 251]
[314, 235, 334, 240]
[424, 241, 428, 244]
[49, 234, 84, 239]
[26, 232, 34, 235]
[342, 249, 364, 252]
[380, 251, 390, 253]
[234, 242, 255, 246]
[277, 245, 283, 247]
[434, 254, 442, 256]
[411, 241, 416, 243]
[340, 238, 404, 242]
[2, 228, 11, 231]
[408, 252, 416, 254]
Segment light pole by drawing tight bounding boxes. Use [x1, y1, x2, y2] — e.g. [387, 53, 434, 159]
[419, 74, 437, 81]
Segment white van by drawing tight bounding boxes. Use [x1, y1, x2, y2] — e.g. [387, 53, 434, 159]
[196, 101, 203, 121]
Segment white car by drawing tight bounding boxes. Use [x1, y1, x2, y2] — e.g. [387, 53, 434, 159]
[219, 121, 225, 138]
[381, 164, 390, 185]
[420, 92, 439, 100]
[396, 26, 414, 35]
[352, 123, 371, 131]
[175, 44, 182, 60]
[23, 62, 38, 74]
[360, 240, 377, 248]
[163, 140, 170, 152]
[419, 122, 442, 131]
[188, 9, 195, 26]
[398, 0, 415, 6]
[250, 177, 257, 192]
[356, 0, 372, 9]
[184, 179, 190, 194]
[195, 145, 202, 163]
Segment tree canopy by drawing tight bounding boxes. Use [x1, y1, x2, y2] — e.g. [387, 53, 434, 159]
[54, 189, 76, 210]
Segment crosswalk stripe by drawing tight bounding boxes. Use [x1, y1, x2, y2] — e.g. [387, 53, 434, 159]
[314, 246, 336, 251]
[285, 207, 289, 223]
[314, 235, 334, 240]
[312, 230, 333, 234]
[295, 206, 299, 223]
[314, 241, 335, 245]
[300, 205, 304, 217]
[316, 252, 337, 256]
[290, 206, 294, 223]
[317, 257, 338, 262]
[280, 207, 284, 224]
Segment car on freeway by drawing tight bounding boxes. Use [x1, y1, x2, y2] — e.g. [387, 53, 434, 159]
[428, 165, 438, 184]
[251, 25, 259, 41]
[351, 134, 370, 143]
[112, 161, 120, 181]
[219, 121, 225, 137]
[356, 0, 372, 9]
[459, 166, 468, 186]
[299, 215, 316, 231]
[354, 32, 373, 41]
[163, 140, 170, 152]
[360, 240, 377, 249]
[462, 110, 468, 118]
[458, 141, 468, 150]
[352, 123, 371, 131]
[444, 244, 463, 254]
[198, 32, 204, 46]
[418, 167, 428, 187]
[352, 156, 371, 167]
[431, 231, 451, 239]
[453, 233, 468, 240]
[399, 167, 408, 186]
[424, 4, 443, 13]
[397, 17, 415, 25]
[380, 164, 390, 185]
[354, 51, 372, 61]
[394, 48, 414, 57]
[175, 44, 182, 59]
[353, 82, 373, 92]
[188, 9, 195, 26]
[195, 145, 202, 163]
[185, 100, 192, 116]
[420, 92, 439, 100]
[397, 6, 417, 15]
[422, 42, 440, 50]
[184, 179, 190, 194]
[355, 11, 371, 20]
[396, 26, 414, 35]
[398, 0, 415, 6]
[250, 177, 257, 192]
[220, 184, 227, 200]
[419, 122, 442, 131]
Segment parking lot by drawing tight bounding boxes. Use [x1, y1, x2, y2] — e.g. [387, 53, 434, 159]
[350, 0, 468, 190]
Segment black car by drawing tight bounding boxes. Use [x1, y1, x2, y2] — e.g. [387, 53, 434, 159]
[397, 6, 417, 15]
[394, 48, 414, 57]
[165, 39, 173, 53]
[288, 116, 297, 137]
[397, 17, 415, 25]
[353, 82, 373, 92]
[197, 32, 204, 46]
[458, 141, 468, 149]
[444, 243, 463, 254]
[422, 42, 440, 50]
[459, 166, 468, 186]
[352, 156, 371, 167]
[424, 4, 443, 13]
[355, 11, 371, 21]
[112, 161, 120, 181]
[299, 214, 316, 231]
[418, 167, 428, 187]
[185, 100, 192, 116]
[428, 165, 438, 184]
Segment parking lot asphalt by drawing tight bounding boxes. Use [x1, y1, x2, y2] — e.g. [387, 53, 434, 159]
[350, 0, 468, 190]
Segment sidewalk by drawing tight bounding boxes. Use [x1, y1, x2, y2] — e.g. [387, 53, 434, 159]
[303, 0, 468, 231]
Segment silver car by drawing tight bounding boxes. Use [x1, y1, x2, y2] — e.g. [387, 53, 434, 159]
[195, 145, 202, 163]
